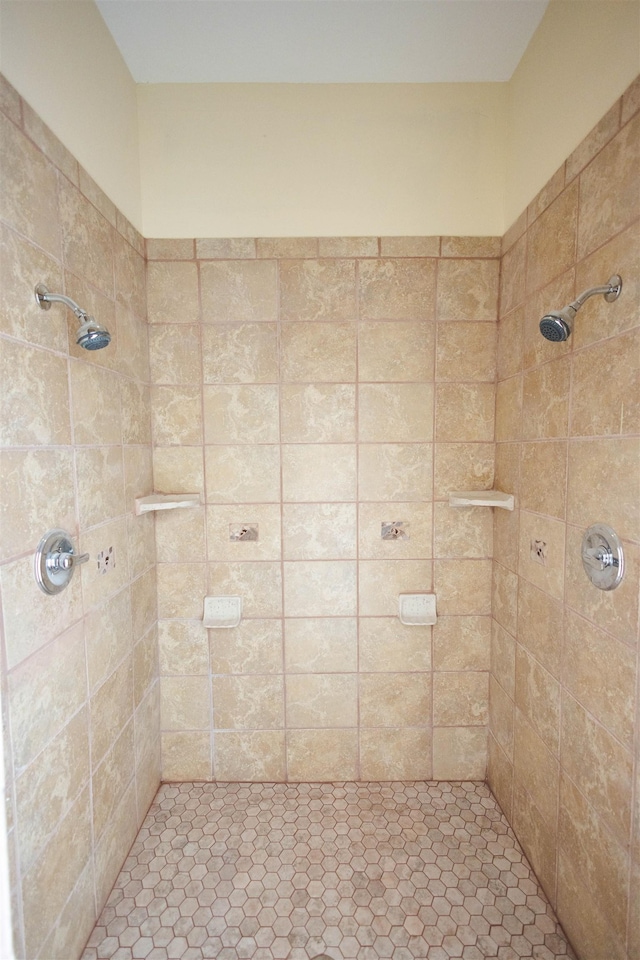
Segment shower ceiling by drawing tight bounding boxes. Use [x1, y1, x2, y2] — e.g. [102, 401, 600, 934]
[95, 0, 549, 83]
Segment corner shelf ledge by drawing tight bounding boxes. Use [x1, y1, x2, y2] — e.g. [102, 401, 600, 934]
[135, 493, 201, 516]
[449, 490, 515, 511]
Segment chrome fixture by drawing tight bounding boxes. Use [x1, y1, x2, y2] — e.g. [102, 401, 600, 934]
[581, 523, 624, 591]
[34, 528, 90, 595]
[539, 274, 622, 342]
[35, 283, 112, 350]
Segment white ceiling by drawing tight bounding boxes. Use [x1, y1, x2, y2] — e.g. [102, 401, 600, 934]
[96, 0, 549, 84]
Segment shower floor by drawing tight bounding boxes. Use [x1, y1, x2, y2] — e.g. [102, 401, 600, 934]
[82, 781, 576, 960]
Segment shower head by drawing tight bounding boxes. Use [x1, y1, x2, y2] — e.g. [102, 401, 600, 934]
[539, 274, 622, 342]
[35, 283, 112, 351]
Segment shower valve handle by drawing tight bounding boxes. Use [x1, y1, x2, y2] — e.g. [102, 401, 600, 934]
[47, 550, 90, 571]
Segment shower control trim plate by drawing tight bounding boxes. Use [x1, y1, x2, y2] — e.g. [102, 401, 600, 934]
[34, 528, 89, 595]
[581, 523, 624, 591]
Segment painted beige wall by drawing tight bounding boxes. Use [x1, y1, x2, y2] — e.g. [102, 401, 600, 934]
[0, 0, 142, 229]
[138, 83, 507, 237]
[506, 0, 640, 227]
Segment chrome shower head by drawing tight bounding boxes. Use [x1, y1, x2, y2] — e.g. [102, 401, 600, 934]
[539, 274, 622, 343]
[35, 283, 112, 351]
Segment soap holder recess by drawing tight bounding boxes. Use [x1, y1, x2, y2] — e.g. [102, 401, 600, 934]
[449, 490, 514, 510]
[398, 593, 437, 626]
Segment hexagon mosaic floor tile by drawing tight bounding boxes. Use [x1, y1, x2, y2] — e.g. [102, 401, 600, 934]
[82, 781, 576, 960]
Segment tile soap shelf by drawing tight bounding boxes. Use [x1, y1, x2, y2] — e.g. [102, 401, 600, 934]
[449, 490, 514, 511]
[135, 493, 200, 516]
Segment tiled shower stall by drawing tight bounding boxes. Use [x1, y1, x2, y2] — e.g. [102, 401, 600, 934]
[0, 69, 638, 960]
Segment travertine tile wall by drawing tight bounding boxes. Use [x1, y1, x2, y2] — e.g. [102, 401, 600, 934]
[489, 75, 640, 960]
[0, 75, 159, 959]
[147, 234, 500, 783]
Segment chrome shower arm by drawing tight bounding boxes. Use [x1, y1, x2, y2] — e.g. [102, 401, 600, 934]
[569, 274, 623, 311]
[35, 284, 88, 320]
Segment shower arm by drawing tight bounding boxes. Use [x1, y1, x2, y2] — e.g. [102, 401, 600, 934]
[568, 276, 622, 312]
[35, 285, 89, 321]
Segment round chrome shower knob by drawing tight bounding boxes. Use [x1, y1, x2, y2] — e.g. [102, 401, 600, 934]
[581, 523, 624, 591]
[34, 528, 89, 595]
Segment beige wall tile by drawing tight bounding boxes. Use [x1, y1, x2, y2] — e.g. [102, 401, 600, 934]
[70, 361, 123, 445]
[490, 620, 515, 700]
[287, 674, 357, 728]
[566, 102, 621, 183]
[361, 728, 431, 780]
[37, 860, 96, 960]
[433, 672, 488, 726]
[114, 304, 150, 383]
[495, 376, 522, 442]
[437, 259, 499, 321]
[156, 504, 206, 563]
[359, 443, 432, 502]
[567, 437, 640, 541]
[200, 259, 277, 322]
[85, 587, 133, 694]
[2, 556, 83, 670]
[359, 258, 436, 320]
[319, 236, 378, 257]
[526, 181, 578, 293]
[284, 560, 357, 617]
[433, 616, 490, 671]
[210, 619, 282, 675]
[514, 710, 559, 828]
[578, 113, 640, 259]
[574, 220, 640, 349]
[0, 338, 70, 447]
[285, 618, 357, 673]
[283, 503, 357, 560]
[496, 306, 524, 381]
[151, 385, 202, 445]
[149, 324, 201, 384]
[206, 502, 281, 561]
[90, 656, 133, 767]
[522, 358, 570, 440]
[359, 559, 432, 617]
[435, 383, 494, 441]
[489, 676, 514, 760]
[14, 708, 89, 874]
[158, 619, 209, 676]
[487, 732, 513, 820]
[436, 322, 496, 381]
[0, 449, 75, 562]
[512, 782, 557, 905]
[0, 73, 22, 123]
[283, 443, 356, 502]
[562, 608, 636, 750]
[518, 511, 566, 601]
[441, 237, 500, 258]
[281, 321, 356, 382]
[433, 502, 493, 559]
[121, 379, 151, 445]
[208, 561, 282, 617]
[204, 383, 279, 443]
[197, 238, 255, 259]
[147, 260, 199, 323]
[256, 237, 317, 258]
[434, 558, 492, 615]
[146, 238, 195, 260]
[92, 722, 134, 842]
[561, 693, 632, 845]
[59, 178, 114, 297]
[433, 443, 494, 500]
[571, 329, 640, 438]
[75, 446, 125, 529]
[493, 507, 520, 574]
[282, 383, 355, 442]
[21, 788, 92, 959]
[517, 578, 563, 678]
[515, 646, 560, 755]
[79, 167, 116, 227]
[557, 851, 626, 960]
[527, 164, 565, 226]
[287, 729, 357, 781]
[133, 627, 157, 707]
[359, 501, 432, 560]
[499, 234, 526, 315]
[214, 731, 285, 781]
[202, 322, 278, 384]
[565, 525, 639, 646]
[432, 727, 486, 780]
[381, 237, 440, 257]
[559, 774, 629, 945]
[115, 232, 146, 318]
[622, 74, 640, 123]
[79, 517, 130, 610]
[130, 567, 157, 642]
[212, 674, 284, 729]
[280, 259, 356, 321]
[161, 675, 210, 730]
[360, 618, 431, 672]
[156, 562, 206, 619]
[0, 112, 60, 257]
[206, 444, 279, 503]
[93, 780, 138, 909]
[360, 673, 430, 727]
[0, 224, 65, 350]
[358, 321, 434, 382]
[154, 445, 204, 497]
[519, 441, 567, 519]
[162, 731, 211, 780]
